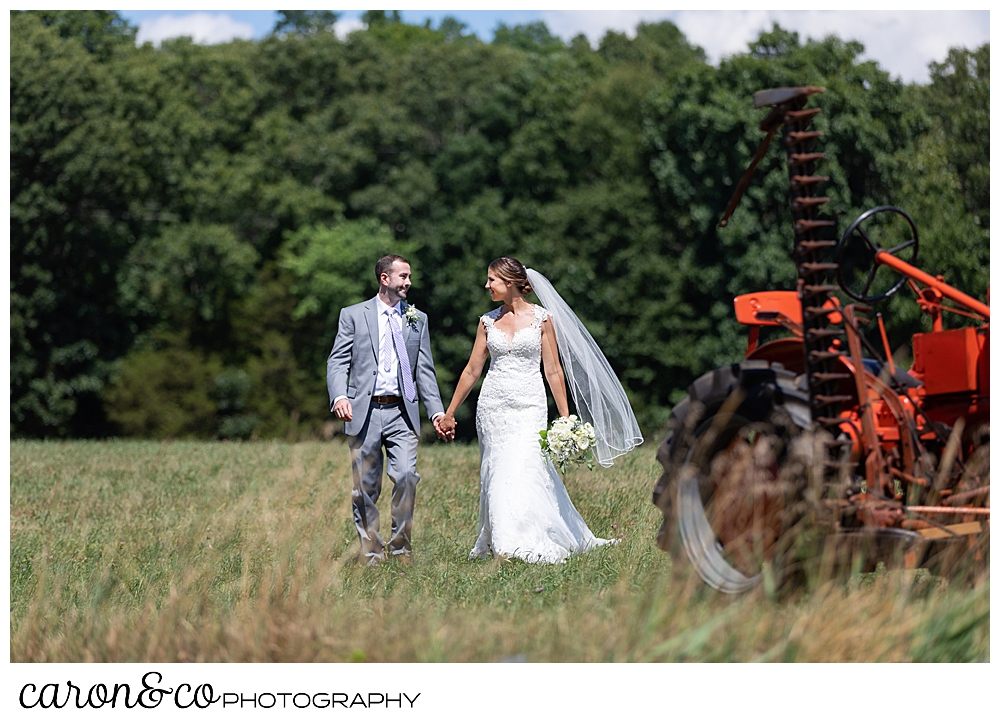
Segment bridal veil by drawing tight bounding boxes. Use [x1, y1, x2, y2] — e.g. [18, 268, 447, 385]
[526, 268, 643, 466]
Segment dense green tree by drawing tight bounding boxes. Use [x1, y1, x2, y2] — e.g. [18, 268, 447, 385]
[362, 10, 402, 27]
[17, 9, 136, 59]
[102, 333, 223, 438]
[493, 21, 564, 53]
[273, 10, 340, 36]
[116, 223, 260, 346]
[279, 218, 406, 368]
[925, 44, 989, 229]
[437, 16, 474, 44]
[10, 12, 148, 436]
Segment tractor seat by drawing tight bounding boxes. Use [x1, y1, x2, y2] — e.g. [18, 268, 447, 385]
[862, 359, 922, 389]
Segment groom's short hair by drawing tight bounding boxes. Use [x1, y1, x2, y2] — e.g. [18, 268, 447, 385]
[375, 254, 410, 282]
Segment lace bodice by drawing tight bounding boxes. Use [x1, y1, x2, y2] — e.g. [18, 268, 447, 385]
[482, 304, 549, 368]
[476, 304, 549, 452]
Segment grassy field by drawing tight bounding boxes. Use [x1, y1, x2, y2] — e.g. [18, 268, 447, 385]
[9, 439, 989, 662]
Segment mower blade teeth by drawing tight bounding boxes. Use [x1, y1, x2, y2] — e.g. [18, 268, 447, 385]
[785, 130, 823, 147]
[792, 195, 832, 209]
[806, 328, 844, 341]
[795, 219, 836, 233]
[791, 174, 830, 189]
[814, 394, 854, 405]
[809, 350, 845, 362]
[784, 108, 822, 124]
[788, 152, 825, 168]
[799, 262, 839, 273]
[811, 372, 853, 383]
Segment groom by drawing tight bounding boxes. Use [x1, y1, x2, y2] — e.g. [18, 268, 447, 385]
[327, 254, 450, 565]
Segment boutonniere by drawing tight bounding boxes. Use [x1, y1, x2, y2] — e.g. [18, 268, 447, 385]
[402, 304, 420, 330]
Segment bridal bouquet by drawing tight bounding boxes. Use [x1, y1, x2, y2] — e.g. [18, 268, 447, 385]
[539, 415, 597, 474]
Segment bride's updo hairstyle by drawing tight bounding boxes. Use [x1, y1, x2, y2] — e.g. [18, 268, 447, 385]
[489, 257, 533, 296]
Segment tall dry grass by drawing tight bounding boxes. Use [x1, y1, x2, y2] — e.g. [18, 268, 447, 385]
[9, 440, 988, 662]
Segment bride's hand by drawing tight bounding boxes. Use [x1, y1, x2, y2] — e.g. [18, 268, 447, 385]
[436, 413, 457, 441]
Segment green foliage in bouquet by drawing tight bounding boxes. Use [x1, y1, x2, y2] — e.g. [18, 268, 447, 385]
[539, 415, 597, 474]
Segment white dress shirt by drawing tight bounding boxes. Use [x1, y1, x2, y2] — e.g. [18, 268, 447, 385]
[373, 297, 403, 397]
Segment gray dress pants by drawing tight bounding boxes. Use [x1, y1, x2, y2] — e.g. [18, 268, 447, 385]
[348, 401, 420, 563]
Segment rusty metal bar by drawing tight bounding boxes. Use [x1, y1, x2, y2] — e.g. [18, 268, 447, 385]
[905, 505, 991, 516]
[888, 467, 929, 487]
[844, 305, 887, 493]
[719, 127, 778, 228]
[876, 313, 895, 376]
[943, 485, 990, 505]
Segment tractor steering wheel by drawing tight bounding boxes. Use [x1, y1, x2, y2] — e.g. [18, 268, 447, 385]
[835, 206, 919, 303]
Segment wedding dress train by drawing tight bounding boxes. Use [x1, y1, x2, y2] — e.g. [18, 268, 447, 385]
[470, 304, 614, 564]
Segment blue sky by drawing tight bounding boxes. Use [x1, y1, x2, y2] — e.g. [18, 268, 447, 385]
[117, 9, 990, 84]
[120, 10, 538, 43]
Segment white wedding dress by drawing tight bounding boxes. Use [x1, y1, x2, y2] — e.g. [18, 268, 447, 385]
[470, 305, 615, 564]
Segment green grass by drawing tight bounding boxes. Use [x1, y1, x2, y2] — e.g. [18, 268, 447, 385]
[9, 440, 989, 662]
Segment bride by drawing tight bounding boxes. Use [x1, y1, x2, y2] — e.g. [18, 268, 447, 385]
[440, 257, 642, 563]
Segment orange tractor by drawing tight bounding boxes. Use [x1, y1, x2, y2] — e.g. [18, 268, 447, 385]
[653, 87, 989, 592]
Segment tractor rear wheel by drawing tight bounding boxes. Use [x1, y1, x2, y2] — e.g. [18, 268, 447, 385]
[654, 360, 813, 593]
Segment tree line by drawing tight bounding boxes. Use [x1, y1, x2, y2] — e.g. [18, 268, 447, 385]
[10, 10, 990, 441]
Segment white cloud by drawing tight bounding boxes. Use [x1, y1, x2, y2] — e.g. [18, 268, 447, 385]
[539, 10, 989, 84]
[334, 17, 366, 41]
[136, 13, 256, 46]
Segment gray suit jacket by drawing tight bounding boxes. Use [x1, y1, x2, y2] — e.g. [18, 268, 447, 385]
[327, 297, 445, 437]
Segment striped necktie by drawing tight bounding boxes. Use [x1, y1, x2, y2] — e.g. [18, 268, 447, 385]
[386, 309, 416, 402]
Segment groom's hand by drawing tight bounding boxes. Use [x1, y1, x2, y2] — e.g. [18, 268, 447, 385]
[434, 414, 456, 441]
[333, 398, 353, 422]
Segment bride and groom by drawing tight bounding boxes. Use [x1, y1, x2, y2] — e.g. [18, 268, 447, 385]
[327, 254, 642, 566]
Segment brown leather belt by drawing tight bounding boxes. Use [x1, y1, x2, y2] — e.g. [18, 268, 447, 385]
[372, 394, 402, 404]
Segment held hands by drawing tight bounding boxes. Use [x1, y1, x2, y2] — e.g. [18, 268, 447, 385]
[434, 413, 457, 442]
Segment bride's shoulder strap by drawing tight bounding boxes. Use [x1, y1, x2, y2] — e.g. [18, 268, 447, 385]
[533, 305, 550, 324]
[480, 307, 502, 327]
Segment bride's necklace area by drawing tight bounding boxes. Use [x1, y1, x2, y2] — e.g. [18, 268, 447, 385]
[495, 301, 534, 350]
